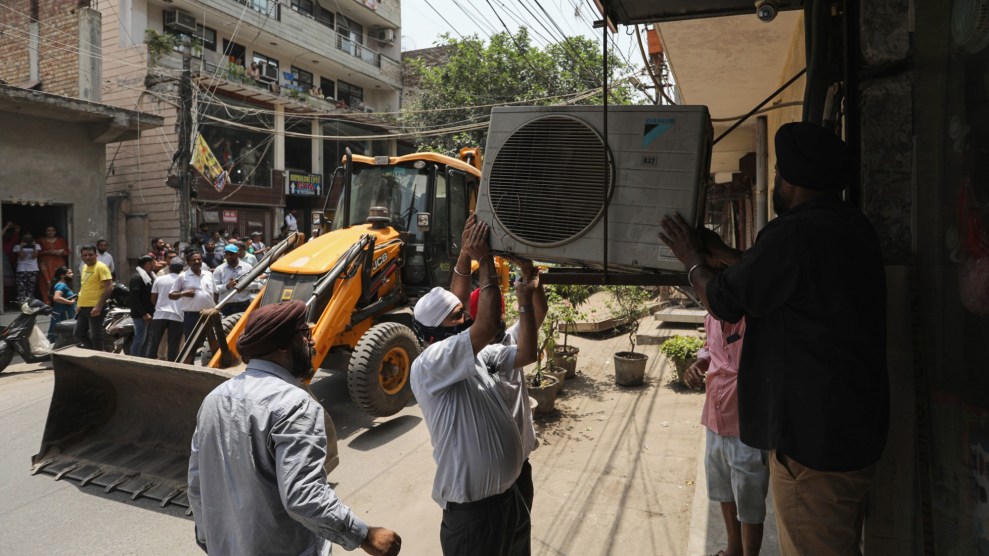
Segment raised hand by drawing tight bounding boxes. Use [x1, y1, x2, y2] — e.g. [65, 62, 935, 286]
[461, 218, 491, 261]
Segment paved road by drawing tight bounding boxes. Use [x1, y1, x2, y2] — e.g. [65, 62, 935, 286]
[0, 361, 438, 556]
[0, 328, 711, 556]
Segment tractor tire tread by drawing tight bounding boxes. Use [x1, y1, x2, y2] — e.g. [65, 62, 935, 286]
[347, 322, 419, 417]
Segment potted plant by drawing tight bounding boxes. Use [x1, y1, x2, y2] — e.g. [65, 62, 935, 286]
[540, 313, 568, 395]
[527, 312, 561, 413]
[607, 285, 652, 386]
[550, 285, 591, 378]
[658, 335, 705, 387]
[144, 29, 177, 66]
[226, 61, 247, 83]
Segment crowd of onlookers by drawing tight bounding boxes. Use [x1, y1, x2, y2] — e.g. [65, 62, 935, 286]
[2, 219, 280, 360]
[2, 221, 112, 309]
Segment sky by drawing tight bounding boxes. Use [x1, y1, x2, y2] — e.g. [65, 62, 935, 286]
[399, 0, 644, 72]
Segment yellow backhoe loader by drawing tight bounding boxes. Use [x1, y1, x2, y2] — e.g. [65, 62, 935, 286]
[32, 147, 509, 507]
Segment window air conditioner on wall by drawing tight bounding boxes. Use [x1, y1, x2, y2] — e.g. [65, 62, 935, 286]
[474, 105, 712, 273]
[374, 28, 395, 44]
[163, 10, 197, 35]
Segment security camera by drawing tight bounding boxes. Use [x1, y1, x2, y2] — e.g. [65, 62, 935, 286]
[755, 0, 779, 22]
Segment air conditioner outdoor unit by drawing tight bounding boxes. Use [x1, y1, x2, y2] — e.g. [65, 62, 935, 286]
[262, 63, 279, 81]
[475, 105, 712, 273]
[375, 28, 395, 44]
[163, 10, 196, 35]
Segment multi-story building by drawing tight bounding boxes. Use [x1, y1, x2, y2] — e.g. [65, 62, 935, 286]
[100, 0, 402, 249]
[0, 0, 163, 308]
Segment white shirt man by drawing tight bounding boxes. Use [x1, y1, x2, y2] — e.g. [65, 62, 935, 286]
[169, 252, 216, 340]
[96, 239, 115, 276]
[148, 258, 185, 360]
[285, 210, 298, 232]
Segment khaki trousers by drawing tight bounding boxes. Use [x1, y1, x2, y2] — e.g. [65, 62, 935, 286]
[769, 450, 875, 556]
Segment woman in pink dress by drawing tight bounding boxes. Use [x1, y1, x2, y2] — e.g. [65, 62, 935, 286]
[37, 225, 68, 304]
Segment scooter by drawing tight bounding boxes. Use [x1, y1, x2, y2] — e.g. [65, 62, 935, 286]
[0, 299, 55, 373]
[50, 282, 133, 354]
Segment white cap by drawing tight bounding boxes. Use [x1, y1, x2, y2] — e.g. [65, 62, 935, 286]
[413, 287, 461, 327]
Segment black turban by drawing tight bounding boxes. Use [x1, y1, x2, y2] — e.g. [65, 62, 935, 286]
[775, 122, 856, 192]
[236, 300, 309, 360]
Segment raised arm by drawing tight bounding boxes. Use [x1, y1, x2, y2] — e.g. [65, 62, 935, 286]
[449, 213, 477, 309]
[464, 221, 502, 354]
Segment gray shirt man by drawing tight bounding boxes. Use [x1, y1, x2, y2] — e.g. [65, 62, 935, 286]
[212, 259, 254, 304]
[188, 358, 368, 555]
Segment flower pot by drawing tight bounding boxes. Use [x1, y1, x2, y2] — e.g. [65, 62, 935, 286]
[553, 345, 580, 379]
[547, 365, 567, 395]
[614, 351, 648, 386]
[670, 359, 692, 386]
[527, 375, 559, 415]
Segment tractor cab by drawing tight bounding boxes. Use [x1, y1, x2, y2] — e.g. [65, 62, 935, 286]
[330, 153, 480, 297]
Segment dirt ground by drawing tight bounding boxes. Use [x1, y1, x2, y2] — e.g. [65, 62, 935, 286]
[525, 325, 706, 556]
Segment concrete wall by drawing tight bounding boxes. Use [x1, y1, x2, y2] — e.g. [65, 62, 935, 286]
[0, 111, 108, 251]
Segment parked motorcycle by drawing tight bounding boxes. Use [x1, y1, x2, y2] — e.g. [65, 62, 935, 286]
[0, 299, 56, 372]
[52, 282, 133, 354]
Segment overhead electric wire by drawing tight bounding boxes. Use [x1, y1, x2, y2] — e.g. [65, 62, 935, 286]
[0, 20, 150, 73]
[423, 0, 467, 40]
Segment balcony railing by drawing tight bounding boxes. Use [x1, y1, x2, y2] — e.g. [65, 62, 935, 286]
[233, 0, 281, 20]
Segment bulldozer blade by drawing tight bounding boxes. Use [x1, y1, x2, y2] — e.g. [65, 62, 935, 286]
[32, 347, 238, 508]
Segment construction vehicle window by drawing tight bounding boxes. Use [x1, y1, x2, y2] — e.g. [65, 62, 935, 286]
[340, 165, 428, 235]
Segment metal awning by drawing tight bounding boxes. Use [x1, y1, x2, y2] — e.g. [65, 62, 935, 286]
[598, 0, 804, 24]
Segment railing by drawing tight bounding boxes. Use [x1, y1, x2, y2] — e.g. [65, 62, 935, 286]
[335, 34, 379, 67]
[232, 0, 281, 21]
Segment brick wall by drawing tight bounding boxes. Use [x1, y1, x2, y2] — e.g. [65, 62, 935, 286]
[0, 0, 83, 97]
[401, 45, 454, 94]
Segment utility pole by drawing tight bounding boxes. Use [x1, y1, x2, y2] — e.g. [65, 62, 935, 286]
[177, 36, 193, 246]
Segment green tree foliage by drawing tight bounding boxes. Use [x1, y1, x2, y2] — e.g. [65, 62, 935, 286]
[404, 29, 636, 154]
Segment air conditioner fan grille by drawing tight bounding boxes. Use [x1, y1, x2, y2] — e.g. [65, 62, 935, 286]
[488, 116, 613, 246]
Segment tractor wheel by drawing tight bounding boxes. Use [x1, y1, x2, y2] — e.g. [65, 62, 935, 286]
[347, 322, 419, 417]
[199, 312, 244, 366]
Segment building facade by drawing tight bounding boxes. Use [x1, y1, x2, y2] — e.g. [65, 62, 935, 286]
[0, 2, 163, 308]
[100, 0, 403, 249]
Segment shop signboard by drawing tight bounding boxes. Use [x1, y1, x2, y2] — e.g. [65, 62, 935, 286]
[287, 171, 322, 196]
[222, 210, 239, 223]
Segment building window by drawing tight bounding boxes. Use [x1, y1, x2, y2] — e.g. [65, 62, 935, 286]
[223, 40, 246, 66]
[253, 52, 280, 82]
[315, 5, 334, 28]
[336, 14, 363, 45]
[244, 0, 278, 18]
[320, 78, 335, 99]
[200, 102, 274, 188]
[196, 25, 217, 51]
[292, 66, 314, 92]
[290, 0, 313, 16]
[337, 80, 363, 108]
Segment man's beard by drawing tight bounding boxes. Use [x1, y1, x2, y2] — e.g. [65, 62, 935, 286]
[98, 249, 106, 254]
[292, 340, 315, 380]
[772, 188, 787, 216]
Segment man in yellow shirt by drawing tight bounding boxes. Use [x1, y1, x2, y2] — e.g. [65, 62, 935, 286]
[74, 244, 113, 350]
